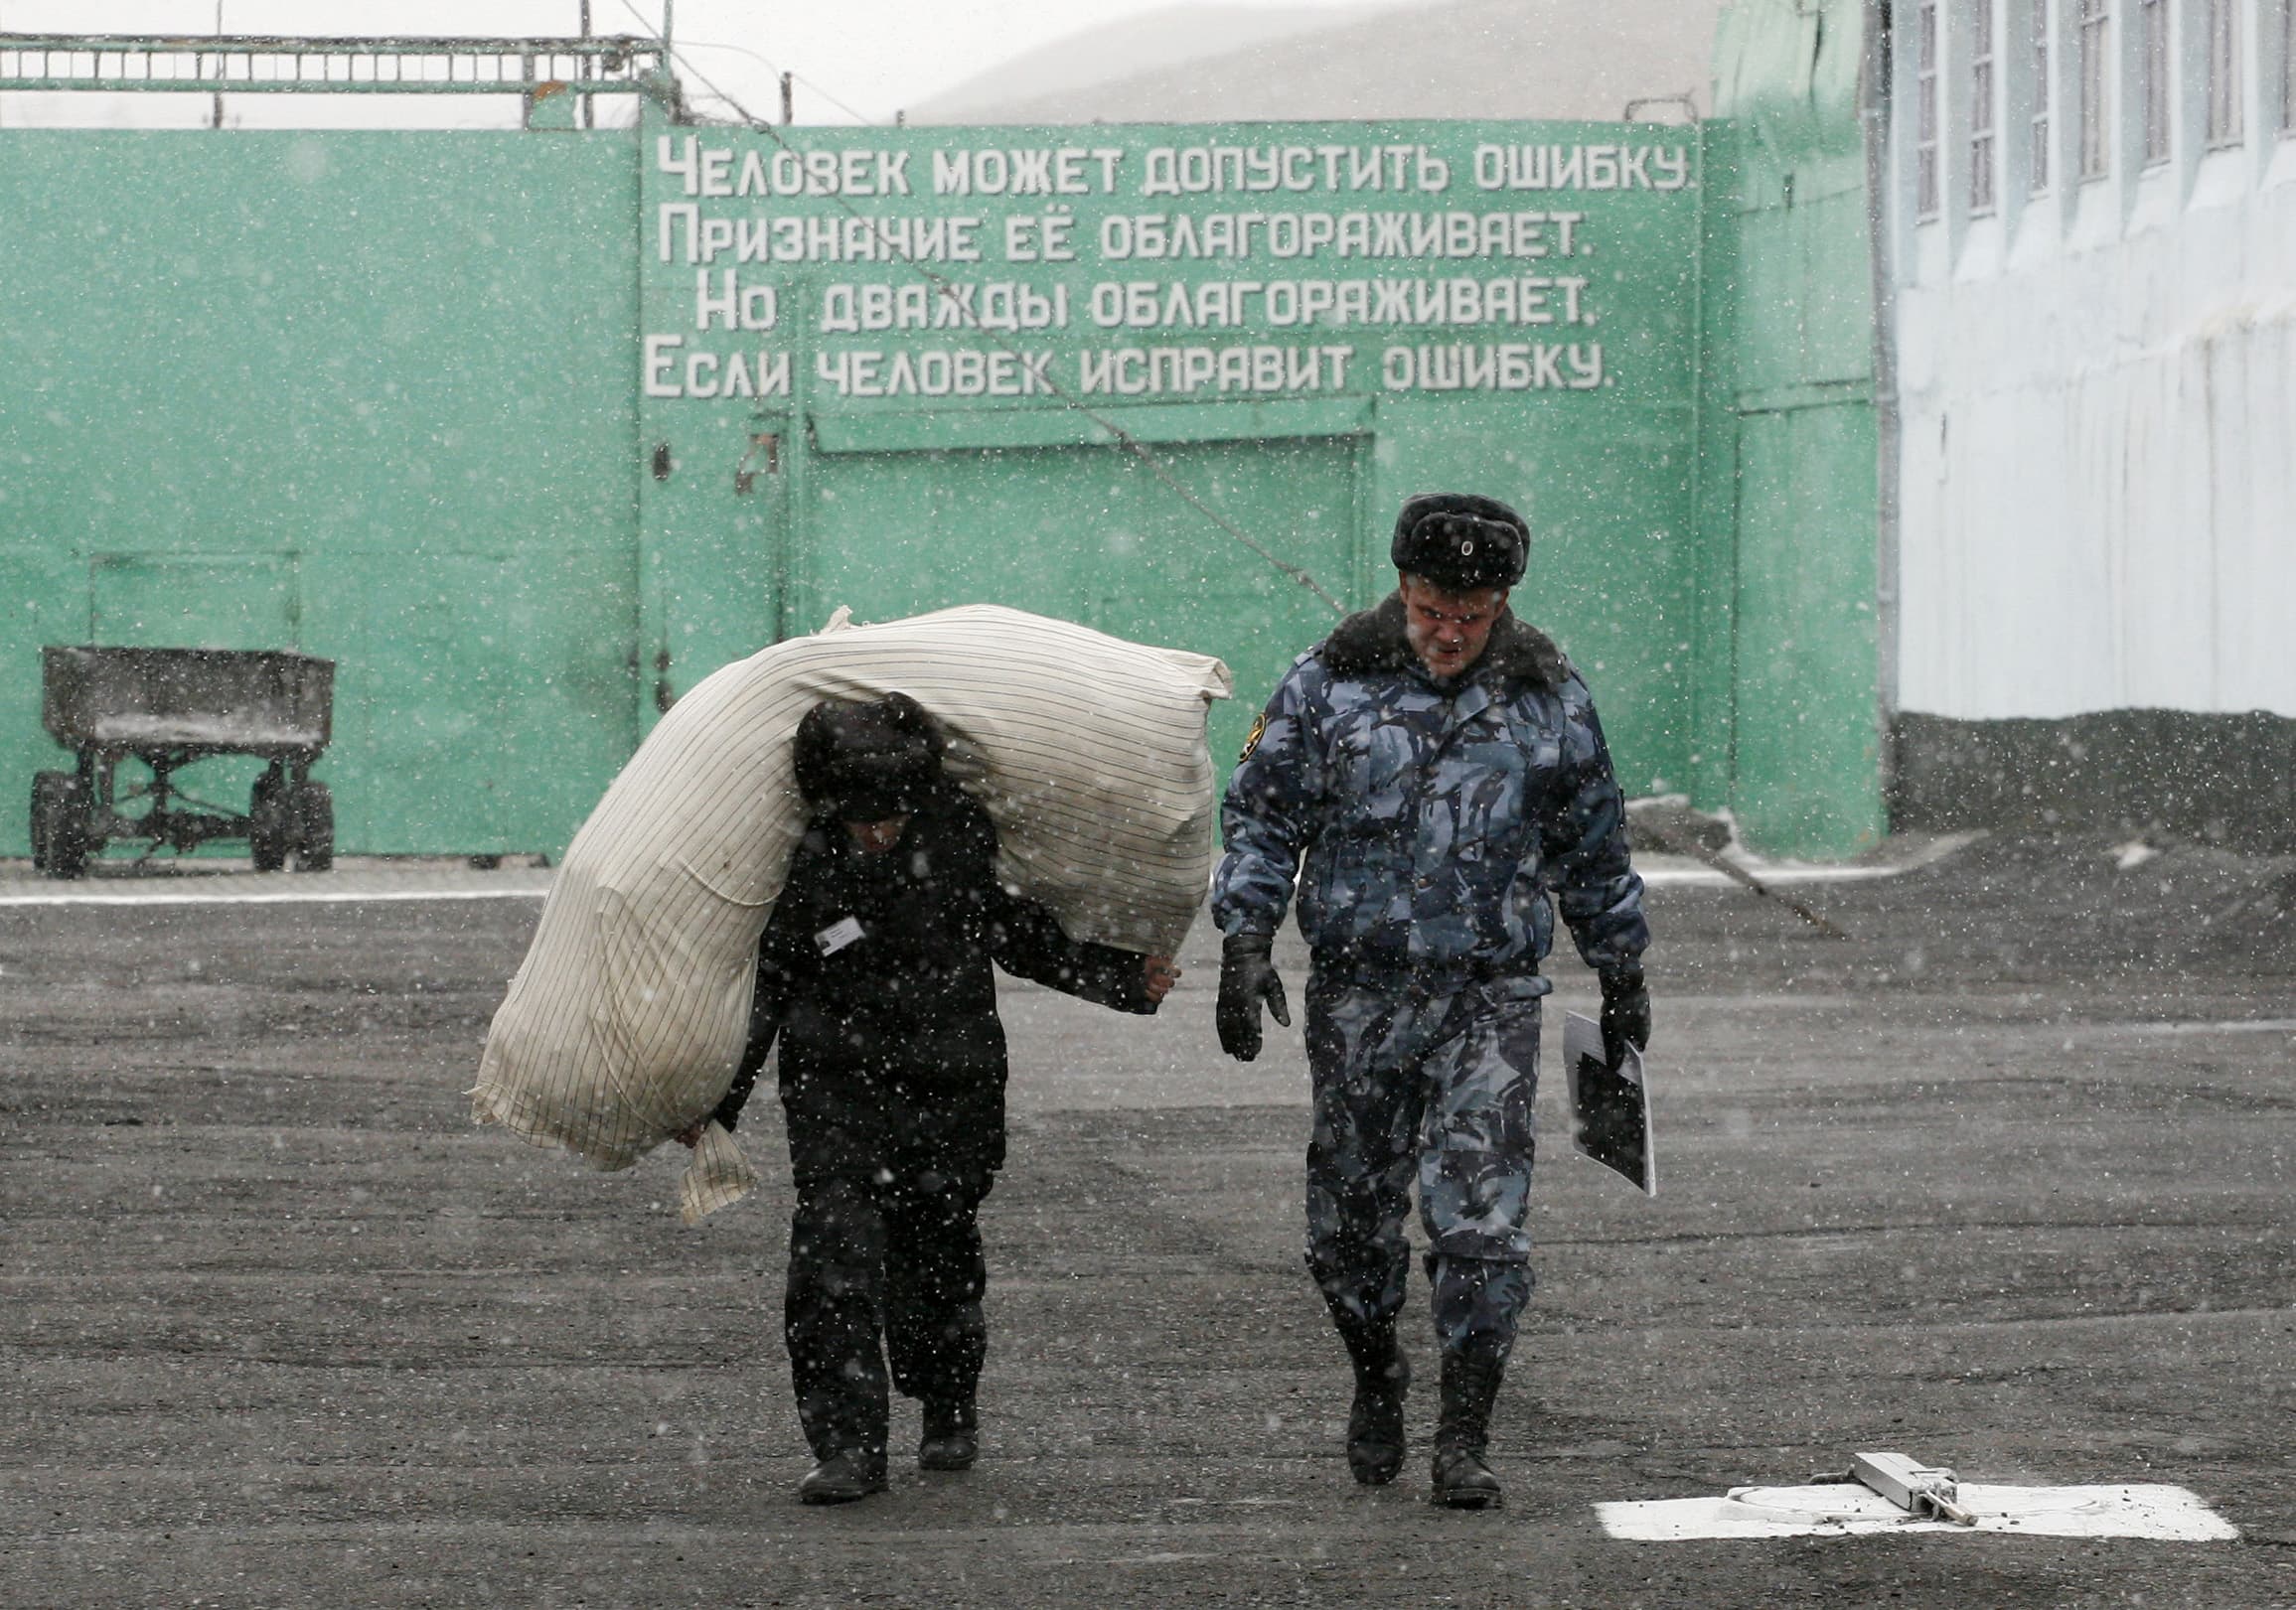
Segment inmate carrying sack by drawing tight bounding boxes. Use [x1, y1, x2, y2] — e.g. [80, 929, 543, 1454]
[470, 605, 1231, 1222]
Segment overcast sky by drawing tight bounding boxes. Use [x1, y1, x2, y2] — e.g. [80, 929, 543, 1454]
[0, 0, 1378, 126]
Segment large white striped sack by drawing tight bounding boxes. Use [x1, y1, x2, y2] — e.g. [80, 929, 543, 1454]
[470, 605, 1231, 1221]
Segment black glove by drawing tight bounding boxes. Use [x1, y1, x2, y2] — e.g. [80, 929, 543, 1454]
[1216, 931, 1291, 1062]
[1599, 967, 1651, 1069]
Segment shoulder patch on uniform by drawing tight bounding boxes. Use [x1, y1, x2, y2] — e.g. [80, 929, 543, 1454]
[1238, 711, 1270, 762]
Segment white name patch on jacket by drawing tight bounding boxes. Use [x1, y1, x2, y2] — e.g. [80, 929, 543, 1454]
[814, 916, 866, 956]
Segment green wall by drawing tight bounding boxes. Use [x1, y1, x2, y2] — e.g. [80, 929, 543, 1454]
[0, 129, 642, 856]
[800, 431, 1365, 775]
[0, 72, 1885, 863]
[1700, 0, 1888, 856]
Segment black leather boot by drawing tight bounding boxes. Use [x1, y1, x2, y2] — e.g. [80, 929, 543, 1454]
[918, 1396, 980, 1471]
[1339, 1329, 1410, 1486]
[1430, 1352, 1505, 1510]
[797, 1447, 889, 1505]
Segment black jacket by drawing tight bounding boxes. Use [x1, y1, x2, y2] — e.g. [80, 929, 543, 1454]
[713, 784, 1154, 1128]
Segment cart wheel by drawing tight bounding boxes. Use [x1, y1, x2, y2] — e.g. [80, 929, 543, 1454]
[249, 773, 292, 873]
[32, 772, 90, 880]
[31, 772, 63, 870]
[292, 781, 334, 873]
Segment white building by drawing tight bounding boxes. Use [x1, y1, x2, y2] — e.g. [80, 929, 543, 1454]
[1886, 0, 2296, 841]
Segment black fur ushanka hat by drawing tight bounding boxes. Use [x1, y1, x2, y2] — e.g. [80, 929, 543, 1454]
[1391, 493, 1529, 591]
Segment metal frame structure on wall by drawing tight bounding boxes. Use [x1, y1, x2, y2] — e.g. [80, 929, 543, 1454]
[0, 33, 667, 97]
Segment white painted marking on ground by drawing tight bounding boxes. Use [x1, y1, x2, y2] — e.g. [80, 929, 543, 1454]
[0, 857, 1873, 908]
[1637, 861, 1934, 887]
[1633, 830, 1982, 887]
[0, 829, 1973, 908]
[0, 885, 547, 908]
[2097, 1020, 2296, 1036]
[1597, 1481, 2239, 1541]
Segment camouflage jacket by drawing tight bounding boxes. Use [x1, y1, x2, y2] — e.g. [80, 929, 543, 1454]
[1212, 594, 1648, 982]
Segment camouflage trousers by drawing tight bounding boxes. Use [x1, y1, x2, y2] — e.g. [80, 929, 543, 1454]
[1303, 969, 1542, 1362]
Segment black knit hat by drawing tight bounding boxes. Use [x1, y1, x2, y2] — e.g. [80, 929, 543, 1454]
[792, 693, 944, 821]
[1391, 493, 1529, 591]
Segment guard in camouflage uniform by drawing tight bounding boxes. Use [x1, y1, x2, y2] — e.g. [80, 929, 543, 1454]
[1212, 493, 1651, 1509]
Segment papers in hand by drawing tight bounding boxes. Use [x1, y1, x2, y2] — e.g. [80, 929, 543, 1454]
[1563, 1010, 1655, 1195]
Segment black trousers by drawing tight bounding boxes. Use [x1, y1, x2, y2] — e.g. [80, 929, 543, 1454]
[779, 1049, 1005, 1461]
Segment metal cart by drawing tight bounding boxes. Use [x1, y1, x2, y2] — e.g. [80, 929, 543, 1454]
[31, 646, 337, 879]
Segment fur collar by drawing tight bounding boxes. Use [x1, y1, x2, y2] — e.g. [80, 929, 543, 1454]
[1316, 593, 1570, 693]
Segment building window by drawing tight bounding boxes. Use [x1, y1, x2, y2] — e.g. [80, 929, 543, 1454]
[2285, 0, 2296, 130]
[1973, 1, 2000, 211]
[2079, 0, 2111, 177]
[2140, 0, 2171, 165]
[1917, 0, 1942, 217]
[2032, 0, 2053, 189]
[2207, 0, 2242, 145]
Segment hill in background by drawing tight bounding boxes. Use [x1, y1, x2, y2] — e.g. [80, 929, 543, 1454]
[908, 0, 1724, 126]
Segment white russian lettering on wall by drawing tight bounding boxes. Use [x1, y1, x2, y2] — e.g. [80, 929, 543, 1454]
[1379, 342, 1605, 391]
[1469, 143, 1692, 192]
[931, 147, 1127, 196]
[1095, 209, 1586, 261]
[814, 347, 1056, 398]
[644, 335, 793, 399]
[1078, 344, 1356, 396]
[659, 135, 916, 197]
[644, 131, 1689, 403]
[1080, 274, 1594, 330]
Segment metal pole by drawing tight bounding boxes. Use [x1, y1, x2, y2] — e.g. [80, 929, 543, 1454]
[780, 71, 793, 124]
[1865, 0, 1904, 803]
[212, 0, 225, 129]
[579, 1, 593, 128]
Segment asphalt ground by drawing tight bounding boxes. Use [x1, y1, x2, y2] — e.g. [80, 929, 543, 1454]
[2, 831, 2292, 1608]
